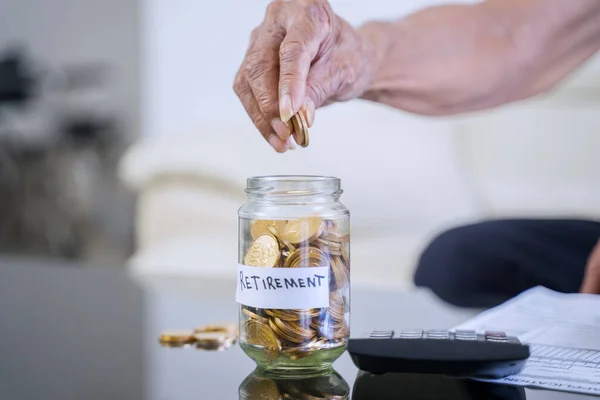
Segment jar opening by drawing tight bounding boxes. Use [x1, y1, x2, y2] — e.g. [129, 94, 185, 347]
[245, 175, 341, 199]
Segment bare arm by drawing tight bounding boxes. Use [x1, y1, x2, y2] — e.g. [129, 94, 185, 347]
[235, 0, 600, 152]
[360, 0, 600, 115]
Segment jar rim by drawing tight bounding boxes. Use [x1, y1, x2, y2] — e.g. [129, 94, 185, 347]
[247, 175, 340, 184]
[245, 175, 341, 198]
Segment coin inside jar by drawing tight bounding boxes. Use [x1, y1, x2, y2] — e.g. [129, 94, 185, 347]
[251, 219, 286, 240]
[244, 233, 281, 267]
[244, 320, 281, 360]
[283, 217, 324, 244]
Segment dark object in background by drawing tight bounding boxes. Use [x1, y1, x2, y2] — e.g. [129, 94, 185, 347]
[0, 46, 34, 105]
[0, 45, 132, 263]
[352, 371, 526, 400]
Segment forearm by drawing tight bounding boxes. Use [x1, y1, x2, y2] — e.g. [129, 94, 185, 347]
[359, 0, 600, 116]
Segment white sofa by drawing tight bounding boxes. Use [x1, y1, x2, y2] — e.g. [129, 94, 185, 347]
[119, 61, 600, 290]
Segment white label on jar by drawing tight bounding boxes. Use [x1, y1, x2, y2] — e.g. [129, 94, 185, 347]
[236, 264, 330, 309]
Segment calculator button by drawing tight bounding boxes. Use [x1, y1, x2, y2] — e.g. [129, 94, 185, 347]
[454, 330, 477, 341]
[370, 330, 395, 339]
[426, 330, 450, 340]
[486, 337, 509, 343]
[485, 331, 507, 338]
[399, 330, 423, 339]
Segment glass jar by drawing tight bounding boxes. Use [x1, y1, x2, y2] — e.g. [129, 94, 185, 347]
[236, 176, 350, 376]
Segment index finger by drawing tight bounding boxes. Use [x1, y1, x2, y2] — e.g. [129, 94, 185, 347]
[278, 10, 328, 122]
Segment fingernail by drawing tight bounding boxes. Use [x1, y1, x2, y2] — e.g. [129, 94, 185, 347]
[287, 136, 297, 150]
[268, 134, 288, 153]
[279, 95, 294, 123]
[271, 119, 291, 140]
[305, 98, 315, 127]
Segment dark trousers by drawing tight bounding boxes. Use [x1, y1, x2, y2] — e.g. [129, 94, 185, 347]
[413, 219, 600, 309]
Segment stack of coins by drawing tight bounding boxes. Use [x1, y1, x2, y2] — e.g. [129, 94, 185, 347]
[290, 112, 309, 148]
[239, 369, 350, 400]
[241, 216, 350, 361]
[159, 323, 238, 351]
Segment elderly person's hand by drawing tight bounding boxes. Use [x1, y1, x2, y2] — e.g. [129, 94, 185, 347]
[233, 0, 375, 152]
[235, 0, 600, 152]
[581, 239, 600, 294]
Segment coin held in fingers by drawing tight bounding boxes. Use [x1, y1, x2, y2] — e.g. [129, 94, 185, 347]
[291, 112, 309, 148]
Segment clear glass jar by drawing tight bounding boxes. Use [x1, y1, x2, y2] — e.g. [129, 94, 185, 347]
[236, 176, 350, 376]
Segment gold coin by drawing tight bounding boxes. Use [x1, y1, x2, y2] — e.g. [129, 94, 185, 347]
[267, 226, 296, 252]
[330, 256, 349, 289]
[328, 292, 346, 322]
[244, 234, 281, 267]
[244, 320, 281, 360]
[284, 246, 328, 268]
[251, 219, 286, 240]
[283, 217, 324, 244]
[243, 308, 269, 323]
[193, 331, 236, 351]
[269, 318, 304, 344]
[274, 318, 313, 341]
[333, 325, 350, 340]
[297, 112, 309, 148]
[341, 246, 350, 266]
[158, 330, 196, 347]
[315, 238, 343, 256]
[264, 309, 305, 322]
[239, 375, 282, 400]
[291, 113, 307, 147]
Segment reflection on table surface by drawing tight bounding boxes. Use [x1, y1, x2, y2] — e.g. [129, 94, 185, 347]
[0, 260, 594, 400]
[238, 369, 527, 400]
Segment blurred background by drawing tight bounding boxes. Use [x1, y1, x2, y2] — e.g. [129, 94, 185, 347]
[1, 0, 599, 289]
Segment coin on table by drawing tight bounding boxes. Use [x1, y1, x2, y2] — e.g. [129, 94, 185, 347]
[194, 331, 236, 351]
[244, 233, 281, 267]
[244, 320, 281, 360]
[251, 219, 287, 240]
[158, 330, 196, 347]
[283, 217, 324, 244]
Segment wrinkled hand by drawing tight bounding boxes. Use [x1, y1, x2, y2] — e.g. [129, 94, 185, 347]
[581, 239, 600, 294]
[233, 0, 375, 152]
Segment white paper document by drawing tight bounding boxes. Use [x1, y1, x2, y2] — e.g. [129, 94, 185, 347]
[453, 286, 600, 396]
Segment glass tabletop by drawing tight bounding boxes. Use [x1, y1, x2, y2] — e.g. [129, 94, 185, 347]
[0, 259, 594, 400]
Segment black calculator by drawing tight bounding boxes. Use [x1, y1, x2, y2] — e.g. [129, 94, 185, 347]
[347, 329, 530, 379]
